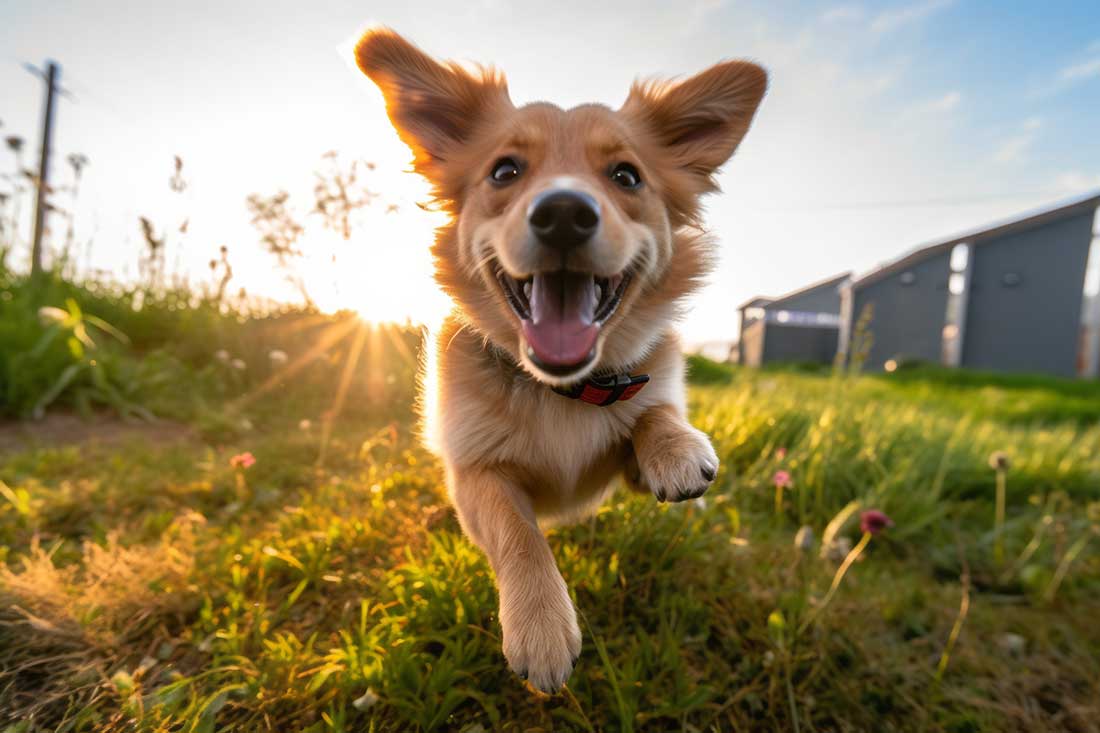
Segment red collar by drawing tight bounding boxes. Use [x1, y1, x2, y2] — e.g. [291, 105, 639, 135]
[552, 373, 649, 406]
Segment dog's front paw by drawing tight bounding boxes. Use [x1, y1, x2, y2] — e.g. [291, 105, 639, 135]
[500, 577, 581, 693]
[637, 424, 719, 502]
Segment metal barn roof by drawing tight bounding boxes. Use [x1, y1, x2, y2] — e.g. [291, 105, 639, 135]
[849, 191, 1100, 290]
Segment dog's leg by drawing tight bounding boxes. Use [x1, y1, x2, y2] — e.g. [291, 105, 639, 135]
[631, 404, 719, 502]
[449, 464, 581, 693]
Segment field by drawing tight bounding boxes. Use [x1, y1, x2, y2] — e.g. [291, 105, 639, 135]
[1, 266, 1099, 732]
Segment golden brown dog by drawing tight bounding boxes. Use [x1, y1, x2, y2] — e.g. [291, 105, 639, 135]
[354, 28, 766, 692]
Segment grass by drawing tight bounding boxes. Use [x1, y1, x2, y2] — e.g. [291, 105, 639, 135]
[1, 272, 1099, 731]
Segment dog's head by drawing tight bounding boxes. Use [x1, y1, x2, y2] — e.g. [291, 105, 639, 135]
[356, 29, 766, 384]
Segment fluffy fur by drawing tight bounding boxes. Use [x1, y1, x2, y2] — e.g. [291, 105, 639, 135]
[355, 27, 766, 692]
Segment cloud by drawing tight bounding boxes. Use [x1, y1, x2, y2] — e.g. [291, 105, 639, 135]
[1058, 57, 1100, 83]
[1036, 42, 1100, 97]
[870, 0, 953, 34]
[993, 118, 1042, 163]
[929, 90, 961, 111]
[821, 4, 864, 23]
[1053, 171, 1100, 194]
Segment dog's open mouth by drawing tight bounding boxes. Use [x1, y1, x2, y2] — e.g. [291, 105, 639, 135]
[495, 267, 631, 375]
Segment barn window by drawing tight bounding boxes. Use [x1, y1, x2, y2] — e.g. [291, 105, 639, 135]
[950, 243, 969, 272]
[942, 242, 972, 367]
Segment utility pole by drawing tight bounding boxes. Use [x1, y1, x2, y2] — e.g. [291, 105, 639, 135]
[30, 60, 60, 279]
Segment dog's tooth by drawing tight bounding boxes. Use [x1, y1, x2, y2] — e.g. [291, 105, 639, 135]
[595, 283, 603, 302]
[523, 281, 532, 300]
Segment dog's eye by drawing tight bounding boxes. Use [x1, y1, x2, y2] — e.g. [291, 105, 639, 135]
[490, 157, 522, 184]
[609, 163, 642, 189]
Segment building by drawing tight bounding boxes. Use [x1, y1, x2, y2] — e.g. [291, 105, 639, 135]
[737, 272, 851, 367]
[839, 193, 1100, 377]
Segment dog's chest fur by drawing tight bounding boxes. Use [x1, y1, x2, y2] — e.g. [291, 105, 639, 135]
[423, 315, 685, 519]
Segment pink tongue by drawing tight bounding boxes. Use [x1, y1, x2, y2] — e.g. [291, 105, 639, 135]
[522, 271, 599, 368]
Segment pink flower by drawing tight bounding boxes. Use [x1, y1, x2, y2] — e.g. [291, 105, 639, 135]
[776, 447, 787, 461]
[230, 452, 256, 470]
[860, 509, 894, 535]
[773, 470, 792, 489]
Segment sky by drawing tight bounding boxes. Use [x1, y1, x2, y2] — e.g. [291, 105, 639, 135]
[1, 0, 1099, 345]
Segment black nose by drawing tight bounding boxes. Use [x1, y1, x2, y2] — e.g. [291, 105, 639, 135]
[527, 189, 600, 249]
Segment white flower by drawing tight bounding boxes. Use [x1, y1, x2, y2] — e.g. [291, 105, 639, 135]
[268, 349, 288, 365]
[298, 419, 312, 431]
[997, 633, 1026, 656]
[214, 349, 230, 364]
[231, 358, 246, 371]
[352, 688, 379, 711]
[794, 525, 815, 552]
[825, 535, 853, 564]
[38, 306, 68, 326]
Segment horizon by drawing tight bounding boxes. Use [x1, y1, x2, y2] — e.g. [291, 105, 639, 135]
[2, 0, 1100, 343]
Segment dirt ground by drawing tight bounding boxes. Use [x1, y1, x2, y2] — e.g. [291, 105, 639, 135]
[0, 413, 194, 455]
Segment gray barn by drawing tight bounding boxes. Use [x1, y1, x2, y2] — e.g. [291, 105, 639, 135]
[737, 273, 850, 367]
[839, 193, 1100, 377]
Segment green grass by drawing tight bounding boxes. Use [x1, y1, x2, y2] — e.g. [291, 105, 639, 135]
[1, 268, 1098, 730]
[1, 358, 1097, 731]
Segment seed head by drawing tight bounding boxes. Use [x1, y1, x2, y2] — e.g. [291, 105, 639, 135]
[988, 451, 1011, 471]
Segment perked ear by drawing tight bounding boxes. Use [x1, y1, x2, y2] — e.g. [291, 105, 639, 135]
[355, 28, 511, 179]
[622, 60, 767, 185]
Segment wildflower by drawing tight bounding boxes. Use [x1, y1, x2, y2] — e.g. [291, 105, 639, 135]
[776, 447, 787, 461]
[269, 349, 288, 365]
[859, 509, 894, 535]
[37, 306, 68, 326]
[773, 470, 792, 517]
[801, 511, 893, 634]
[794, 525, 815, 552]
[352, 688, 379, 711]
[214, 349, 230, 364]
[229, 452, 256, 469]
[299, 419, 312, 431]
[988, 451, 1011, 471]
[824, 535, 852, 564]
[231, 358, 247, 371]
[996, 632, 1026, 656]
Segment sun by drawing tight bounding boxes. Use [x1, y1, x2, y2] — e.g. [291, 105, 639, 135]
[291, 205, 453, 327]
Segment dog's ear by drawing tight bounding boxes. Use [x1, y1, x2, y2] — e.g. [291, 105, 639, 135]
[622, 60, 767, 187]
[355, 28, 511, 179]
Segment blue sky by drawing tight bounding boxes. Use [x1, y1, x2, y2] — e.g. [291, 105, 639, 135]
[1, 0, 1098, 342]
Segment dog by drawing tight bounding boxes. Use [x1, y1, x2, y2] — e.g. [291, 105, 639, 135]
[354, 28, 766, 693]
